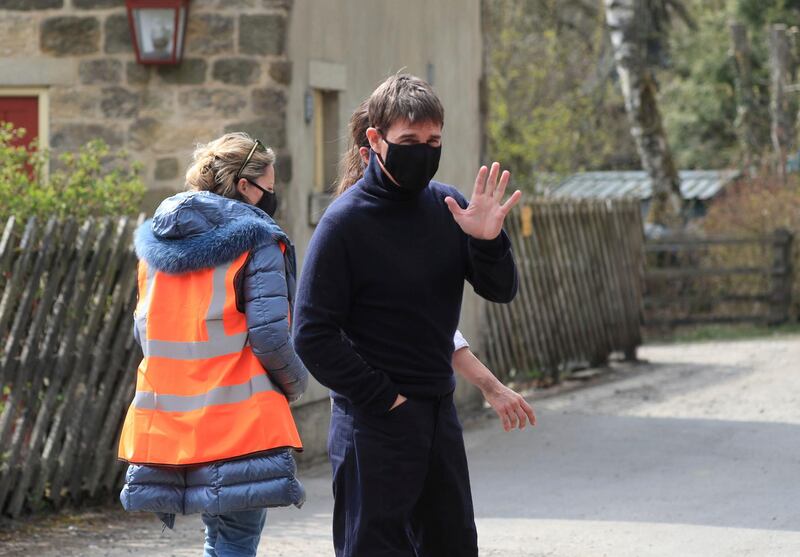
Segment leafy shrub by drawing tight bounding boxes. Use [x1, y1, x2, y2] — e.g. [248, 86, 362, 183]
[702, 173, 800, 320]
[0, 122, 145, 224]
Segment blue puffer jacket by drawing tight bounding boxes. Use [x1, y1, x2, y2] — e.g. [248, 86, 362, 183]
[122, 452, 304, 528]
[121, 190, 308, 527]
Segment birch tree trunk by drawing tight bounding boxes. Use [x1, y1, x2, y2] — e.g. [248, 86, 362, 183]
[605, 0, 683, 228]
[769, 24, 794, 183]
[730, 21, 758, 174]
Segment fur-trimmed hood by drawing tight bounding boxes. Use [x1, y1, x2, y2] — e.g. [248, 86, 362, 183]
[135, 191, 291, 274]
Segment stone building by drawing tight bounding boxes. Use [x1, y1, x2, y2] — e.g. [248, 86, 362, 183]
[0, 0, 486, 454]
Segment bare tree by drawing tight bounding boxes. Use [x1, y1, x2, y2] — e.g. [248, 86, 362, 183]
[605, 0, 684, 228]
[730, 21, 758, 174]
[769, 24, 794, 182]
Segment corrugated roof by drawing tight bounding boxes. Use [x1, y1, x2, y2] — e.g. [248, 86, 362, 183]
[548, 170, 739, 201]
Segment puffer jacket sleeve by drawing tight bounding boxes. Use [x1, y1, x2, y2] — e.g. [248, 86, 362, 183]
[242, 240, 309, 402]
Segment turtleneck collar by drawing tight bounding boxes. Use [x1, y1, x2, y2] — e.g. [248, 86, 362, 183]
[360, 149, 421, 201]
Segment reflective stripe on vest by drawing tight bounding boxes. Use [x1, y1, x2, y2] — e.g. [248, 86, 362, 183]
[131, 373, 277, 412]
[119, 246, 302, 466]
[135, 263, 250, 361]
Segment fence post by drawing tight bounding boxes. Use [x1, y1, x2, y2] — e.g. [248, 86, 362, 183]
[769, 228, 793, 325]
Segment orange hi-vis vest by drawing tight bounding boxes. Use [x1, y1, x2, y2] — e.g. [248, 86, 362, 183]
[119, 248, 302, 466]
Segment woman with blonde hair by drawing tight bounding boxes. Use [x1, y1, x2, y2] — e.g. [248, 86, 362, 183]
[118, 132, 308, 557]
[335, 100, 535, 432]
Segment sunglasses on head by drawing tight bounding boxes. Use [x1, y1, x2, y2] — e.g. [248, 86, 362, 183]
[235, 138, 264, 181]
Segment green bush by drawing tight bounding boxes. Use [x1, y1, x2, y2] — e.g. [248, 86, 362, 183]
[702, 174, 800, 321]
[0, 122, 145, 224]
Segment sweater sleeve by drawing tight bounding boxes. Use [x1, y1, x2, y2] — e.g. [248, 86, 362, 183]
[466, 232, 519, 302]
[450, 188, 519, 303]
[242, 240, 309, 403]
[292, 222, 399, 415]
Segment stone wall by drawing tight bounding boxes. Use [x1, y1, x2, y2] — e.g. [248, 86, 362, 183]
[0, 0, 294, 211]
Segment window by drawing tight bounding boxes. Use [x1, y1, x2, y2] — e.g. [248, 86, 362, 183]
[308, 88, 341, 225]
[313, 88, 340, 193]
[306, 60, 346, 226]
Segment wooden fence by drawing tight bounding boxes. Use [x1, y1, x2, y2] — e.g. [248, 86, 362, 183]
[0, 215, 141, 518]
[484, 199, 646, 381]
[644, 229, 794, 327]
[0, 203, 647, 516]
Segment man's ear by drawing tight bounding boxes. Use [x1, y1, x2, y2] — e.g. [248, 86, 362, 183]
[366, 127, 382, 152]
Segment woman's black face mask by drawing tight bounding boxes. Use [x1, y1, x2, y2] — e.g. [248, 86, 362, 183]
[246, 179, 278, 217]
[375, 134, 441, 193]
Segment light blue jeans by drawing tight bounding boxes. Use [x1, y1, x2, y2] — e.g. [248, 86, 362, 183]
[201, 509, 267, 557]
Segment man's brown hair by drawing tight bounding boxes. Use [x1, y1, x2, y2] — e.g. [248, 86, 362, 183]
[367, 73, 444, 133]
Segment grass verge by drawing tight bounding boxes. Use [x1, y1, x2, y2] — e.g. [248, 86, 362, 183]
[644, 322, 800, 345]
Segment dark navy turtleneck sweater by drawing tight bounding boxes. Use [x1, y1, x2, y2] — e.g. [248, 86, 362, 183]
[293, 152, 518, 414]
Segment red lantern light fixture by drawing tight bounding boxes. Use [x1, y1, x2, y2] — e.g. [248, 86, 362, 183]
[125, 0, 190, 65]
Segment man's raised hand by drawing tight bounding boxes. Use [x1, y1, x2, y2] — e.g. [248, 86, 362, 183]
[444, 162, 522, 240]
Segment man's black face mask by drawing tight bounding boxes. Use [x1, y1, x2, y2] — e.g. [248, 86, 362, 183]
[375, 134, 441, 193]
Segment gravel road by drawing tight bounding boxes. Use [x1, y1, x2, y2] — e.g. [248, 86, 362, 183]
[2, 335, 799, 556]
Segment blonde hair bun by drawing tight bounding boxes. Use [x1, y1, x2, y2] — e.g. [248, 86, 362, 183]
[185, 132, 275, 199]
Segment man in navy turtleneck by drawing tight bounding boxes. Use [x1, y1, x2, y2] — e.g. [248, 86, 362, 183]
[293, 74, 521, 557]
